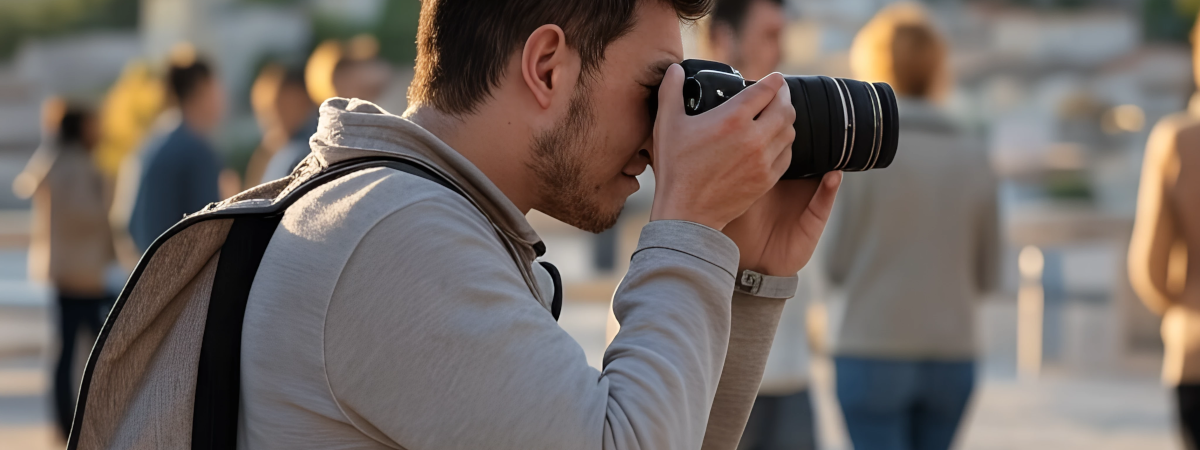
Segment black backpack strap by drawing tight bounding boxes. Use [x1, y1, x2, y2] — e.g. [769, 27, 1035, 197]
[538, 261, 564, 321]
[189, 158, 459, 450]
[191, 215, 279, 449]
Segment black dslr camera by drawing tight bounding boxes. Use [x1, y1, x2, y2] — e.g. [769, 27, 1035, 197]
[666, 59, 900, 179]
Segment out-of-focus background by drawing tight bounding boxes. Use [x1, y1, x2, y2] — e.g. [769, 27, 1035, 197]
[0, 0, 1195, 448]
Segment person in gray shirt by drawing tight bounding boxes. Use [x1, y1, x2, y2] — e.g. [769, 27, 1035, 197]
[825, 5, 1000, 450]
[237, 0, 842, 449]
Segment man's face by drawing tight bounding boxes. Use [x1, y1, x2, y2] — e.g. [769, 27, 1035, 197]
[734, 0, 785, 80]
[189, 77, 227, 134]
[529, 1, 681, 233]
[275, 82, 315, 136]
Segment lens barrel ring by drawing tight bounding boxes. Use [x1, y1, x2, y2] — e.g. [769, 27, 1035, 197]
[829, 77, 852, 171]
[865, 82, 884, 170]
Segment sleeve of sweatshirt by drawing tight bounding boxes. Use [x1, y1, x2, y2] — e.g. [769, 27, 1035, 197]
[699, 272, 798, 450]
[322, 198, 740, 450]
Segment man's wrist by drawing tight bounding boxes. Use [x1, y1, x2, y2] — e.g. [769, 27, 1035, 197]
[734, 269, 799, 299]
[633, 220, 740, 279]
[649, 204, 729, 231]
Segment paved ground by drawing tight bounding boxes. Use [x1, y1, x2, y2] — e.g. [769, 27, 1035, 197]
[959, 376, 1179, 450]
[0, 356, 59, 450]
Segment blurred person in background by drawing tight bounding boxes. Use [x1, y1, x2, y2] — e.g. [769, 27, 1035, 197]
[13, 98, 117, 439]
[703, 0, 784, 87]
[823, 4, 1000, 450]
[243, 63, 318, 187]
[99, 61, 168, 270]
[1128, 12, 1200, 450]
[261, 36, 392, 181]
[703, 1, 820, 449]
[122, 47, 229, 253]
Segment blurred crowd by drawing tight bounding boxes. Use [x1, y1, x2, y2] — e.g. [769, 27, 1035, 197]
[11, 34, 391, 442]
[7, 0, 1198, 449]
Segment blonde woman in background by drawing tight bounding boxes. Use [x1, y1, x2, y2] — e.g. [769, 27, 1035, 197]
[1128, 13, 1200, 449]
[823, 4, 1000, 450]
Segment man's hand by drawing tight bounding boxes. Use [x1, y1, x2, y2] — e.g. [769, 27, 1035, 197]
[649, 64, 796, 231]
[722, 172, 841, 277]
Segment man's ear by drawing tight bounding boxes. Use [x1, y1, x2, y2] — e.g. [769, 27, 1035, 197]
[521, 24, 573, 110]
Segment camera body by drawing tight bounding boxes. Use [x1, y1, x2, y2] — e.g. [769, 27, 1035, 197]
[675, 59, 900, 179]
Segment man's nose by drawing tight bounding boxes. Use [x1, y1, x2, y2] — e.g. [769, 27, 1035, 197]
[638, 134, 654, 165]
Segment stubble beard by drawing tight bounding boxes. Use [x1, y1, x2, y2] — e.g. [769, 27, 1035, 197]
[529, 89, 623, 234]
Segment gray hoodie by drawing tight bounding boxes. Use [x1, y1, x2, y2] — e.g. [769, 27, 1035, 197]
[237, 99, 799, 450]
[824, 98, 1000, 360]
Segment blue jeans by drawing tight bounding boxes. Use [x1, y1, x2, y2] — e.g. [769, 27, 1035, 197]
[835, 357, 975, 450]
[738, 389, 818, 450]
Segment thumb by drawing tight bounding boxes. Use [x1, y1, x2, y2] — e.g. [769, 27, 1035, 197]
[656, 64, 685, 121]
[795, 171, 842, 239]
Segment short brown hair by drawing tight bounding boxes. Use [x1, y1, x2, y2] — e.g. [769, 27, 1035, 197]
[711, 0, 783, 34]
[849, 2, 948, 99]
[166, 44, 214, 104]
[409, 0, 713, 115]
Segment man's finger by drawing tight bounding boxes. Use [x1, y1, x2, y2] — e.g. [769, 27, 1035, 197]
[765, 100, 795, 177]
[769, 141, 792, 180]
[727, 72, 786, 118]
[755, 79, 794, 132]
[795, 171, 842, 240]
[656, 64, 686, 121]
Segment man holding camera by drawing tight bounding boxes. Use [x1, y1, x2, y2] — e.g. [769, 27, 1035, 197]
[238, 1, 840, 449]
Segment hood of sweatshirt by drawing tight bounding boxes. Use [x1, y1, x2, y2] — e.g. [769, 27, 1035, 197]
[303, 98, 545, 264]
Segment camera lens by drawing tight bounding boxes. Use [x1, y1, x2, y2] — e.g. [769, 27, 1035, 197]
[781, 76, 899, 179]
[678, 59, 899, 180]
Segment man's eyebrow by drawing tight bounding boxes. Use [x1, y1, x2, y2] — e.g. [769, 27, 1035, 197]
[643, 59, 676, 83]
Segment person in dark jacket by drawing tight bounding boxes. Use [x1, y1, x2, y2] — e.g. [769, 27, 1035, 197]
[125, 49, 227, 252]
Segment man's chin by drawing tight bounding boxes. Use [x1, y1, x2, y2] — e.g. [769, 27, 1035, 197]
[541, 203, 623, 234]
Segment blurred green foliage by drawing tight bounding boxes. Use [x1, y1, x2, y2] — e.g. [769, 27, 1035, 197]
[0, 0, 139, 59]
[241, 0, 421, 65]
[991, 0, 1090, 8]
[1145, 0, 1200, 43]
[1044, 171, 1094, 202]
[309, 0, 421, 65]
[373, 0, 422, 65]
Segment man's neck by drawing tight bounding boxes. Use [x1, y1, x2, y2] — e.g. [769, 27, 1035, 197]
[405, 105, 538, 214]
